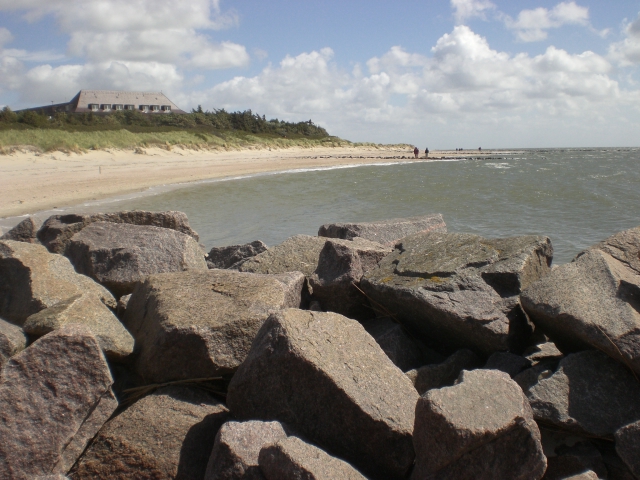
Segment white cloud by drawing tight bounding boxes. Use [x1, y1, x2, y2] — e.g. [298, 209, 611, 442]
[504, 1, 590, 42]
[451, 0, 496, 24]
[609, 13, 640, 66]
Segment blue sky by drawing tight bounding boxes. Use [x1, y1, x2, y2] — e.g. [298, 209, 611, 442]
[1, 0, 640, 148]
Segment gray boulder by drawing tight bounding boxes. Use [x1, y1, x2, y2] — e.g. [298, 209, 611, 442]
[361, 232, 553, 355]
[0, 325, 117, 479]
[38, 210, 199, 254]
[318, 214, 447, 245]
[66, 221, 208, 297]
[207, 240, 268, 269]
[205, 420, 287, 480]
[405, 349, 482, 395]
[227, 309, 419, 480]
[515, 350, 640, 437]
[524, 342, 564, 366]
[0, 317, 27, 368]
[615, 421, 640, 478]
[23, 293, 134, 361]
[308, 237, 392, 320]
[0, 240, 116, 324]
[1, 216, 42, 243]
[70, 386, 229, 479]
[238, 234, 327, 276]
[484, 351, 532, 377]
[412, 369, 547, 480]
[543, 442, 607, 480]
[116, 293, 131, 319]
[259, 436, 367, 480]
[521, 226, 640, 376]
[124, 269, 304, 382]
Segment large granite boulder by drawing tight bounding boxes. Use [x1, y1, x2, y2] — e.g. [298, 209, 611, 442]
[361, 232, 553, 355]
[521, 226, 640, 375]
[23, 293, 134, 361]
[1, 216, 42, 243]
[0, 317, 27, 368]
[66, 221, 208, 297]
[412, 369, 547, 480]
[405, 349, 481, 395]
[308, 237, 392, 320]
[515, 350, 640, 437]
[207, 241, 268, 269]
[38, 210, 199, 254]
[227, 309, 419, 480]
[0, 325, 117, 479]
[70, 386, 229, 479]
[205, 420, 287, 480]
[0, 240, 116, 324]
[238, 235, 327, 276]
[615, 421, 640, 478]
[124, 269, 304, 382]
[318, 214, 447, 245]
[259, 436, 367, 480]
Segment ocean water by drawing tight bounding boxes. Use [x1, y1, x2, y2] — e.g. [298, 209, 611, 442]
[6, 148, 640, 264]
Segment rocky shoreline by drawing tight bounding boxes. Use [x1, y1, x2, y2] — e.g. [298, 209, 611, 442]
[1, 210, 639, 479]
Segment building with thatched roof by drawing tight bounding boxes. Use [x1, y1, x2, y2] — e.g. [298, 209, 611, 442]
[18, 90, 187, 116]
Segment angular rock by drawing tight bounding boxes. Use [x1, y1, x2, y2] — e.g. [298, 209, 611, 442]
[66, 221, 208, 297]
[227, 309, 419, 480]
[412, 369, 547, 480]
[361, 232, 553, 355]
[543, 442, 607, 480]
[308, 237, 392, 320]
[204, 420, 287, 480]
[124, 269, 304, 382]
[259, 436, 367, 480]
[515, 350, 640, 437]
[521, 227, 640, 375]
[0, 240, 116, 324]
[116, 293, 131, 319]
[524, 342, 564, 366]
[238, 234, 327, 276]
[0, 325, 117, 479]
[38, 210, 199, 254]
[362, 317, 432, 371]
[0, 317, 27, 368]
[405, 349, 481, 395]
[318, 214, 447, 245]
[1, 216, 42, 243]
[70, 386, 229, 479]
[207, 240, 268, 269]
[23, 293, 134, 361]
[484, 351, 532, 377]
[615, 420, 640, 478]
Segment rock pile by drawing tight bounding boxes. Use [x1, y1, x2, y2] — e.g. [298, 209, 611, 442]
[1, 211, 640, 479]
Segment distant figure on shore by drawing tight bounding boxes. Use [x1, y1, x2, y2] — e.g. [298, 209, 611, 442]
[413, 147, 419, 158]
[425, 148, 429, 157]
[478, 147, 482, 151]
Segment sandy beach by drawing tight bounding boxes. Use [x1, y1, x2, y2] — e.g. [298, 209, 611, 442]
[0, 145, 498, 222]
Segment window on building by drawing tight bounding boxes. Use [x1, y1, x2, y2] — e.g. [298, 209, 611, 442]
[161, 105, 171, 112]
[114, 104, 124, 110]
[150, 105, 160, 112]
[101, 104, 111, 111]
[139, 105, 149, 112]
[124, 104, 135, 110]
[89, 104, 99, 111]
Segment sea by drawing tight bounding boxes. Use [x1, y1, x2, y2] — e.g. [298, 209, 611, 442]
[2, 148, 639, 265]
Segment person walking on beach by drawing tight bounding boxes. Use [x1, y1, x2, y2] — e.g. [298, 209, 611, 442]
[413, 147, 419, 158]
[425, 147, 429, 157]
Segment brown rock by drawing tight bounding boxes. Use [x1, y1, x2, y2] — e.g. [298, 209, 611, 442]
[207, 240, 269, 269]
[38, 210, 199, 254]
[484, 351, 532, 377]
[204, 420, 287, 480]
[318, 214, 447, 245]
[1, 216, 42, 243]
[361, 232, 552, 355]
[124, 269, 304, 382]
[70, 386, 229, 480]
[0, 240, 116, 324]
[0, 317, 27, 368]
[0, 325, 117, 479]
[308, 237, 392, 320]
[524, 342, 564, 366]
[238, 234, 326, 276]
[616, 420, 640, 478]
[23, 293, 134, 361]
[227, 309, 418, 480]
[543, 441, 607, 480]
[412, 369, 547, 480]
[405, 349, 481, 395]
[259, 436, 367, 480]
[66, 222, 208, 297]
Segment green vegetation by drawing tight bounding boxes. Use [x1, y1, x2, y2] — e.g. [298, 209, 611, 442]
[0, 106, 363, 153]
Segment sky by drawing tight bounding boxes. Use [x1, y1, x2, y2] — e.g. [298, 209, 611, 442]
[1, 0, 640, 148]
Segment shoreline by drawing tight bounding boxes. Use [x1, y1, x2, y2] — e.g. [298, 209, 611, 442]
[0, 145, 509, 229]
